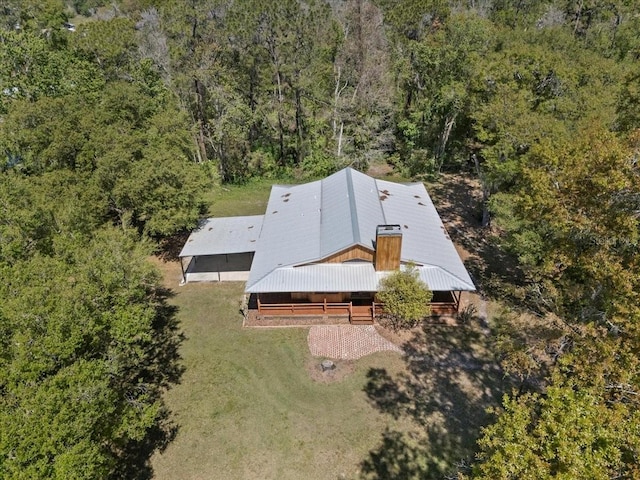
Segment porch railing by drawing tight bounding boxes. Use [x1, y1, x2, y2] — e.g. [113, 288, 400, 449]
[256, 297, 459, 320]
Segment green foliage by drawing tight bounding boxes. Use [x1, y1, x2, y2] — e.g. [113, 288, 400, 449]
[617, 68, 640, 132]
[299, 150, 344, 179]
[378, 0, 450, 41]
[488, 127, 639, 318]
[70, 0, 108, 16]
[0, 228, 181, 479]
[0, 0, 68, 34]
[389, 11, 497, 174]
[377, 265, 433, 329]
[0, 6, 197, 474]
[0, 83, 205, 236]
[69, 17, 137, 79]
[468, 100, 640, 480]
[474, 372, 640, 479]
[0, 30, 104, 111]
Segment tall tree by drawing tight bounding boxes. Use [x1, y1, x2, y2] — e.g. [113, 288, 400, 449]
[330, 0, 393, 162]
[0, 82, 205, 236]
[0, 229, 182, 479]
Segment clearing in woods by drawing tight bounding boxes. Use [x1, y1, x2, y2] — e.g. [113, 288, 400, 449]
[150, 171, 508, 480]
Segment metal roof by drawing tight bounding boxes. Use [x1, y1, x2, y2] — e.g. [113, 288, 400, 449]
[179, 215, 264, 257]
[245, 168, 475, 293]
[248, 264, 379, 293]
[246, 263, 473, 293]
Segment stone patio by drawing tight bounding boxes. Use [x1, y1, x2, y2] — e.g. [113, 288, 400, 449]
[307, 325, 402, 360]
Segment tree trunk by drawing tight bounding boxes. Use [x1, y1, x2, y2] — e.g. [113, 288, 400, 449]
[333, 64, 348, 157]
[273, 65, 286, 165]
[294, 85, 303, 165]
[472, 153, 491, 227]
[194, 78, 209, 163]
[248, 61, 260, 145]
[189, 11, 208, 164]
[333, 65, 341, 139]
[436, 112, 456, 173]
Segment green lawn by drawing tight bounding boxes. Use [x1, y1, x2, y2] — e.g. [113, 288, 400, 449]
[150, 278, 408, 480]
[204, 178, 281, 217]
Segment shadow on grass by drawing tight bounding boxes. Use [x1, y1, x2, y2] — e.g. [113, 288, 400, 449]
[360, 317, 509, 479]
[156, 230, 190, 262]
[112, 286, 186, 479]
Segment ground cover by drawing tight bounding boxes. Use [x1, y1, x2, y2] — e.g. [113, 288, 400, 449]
[205, 177, 285, 217]
[150, 264, 409, 479]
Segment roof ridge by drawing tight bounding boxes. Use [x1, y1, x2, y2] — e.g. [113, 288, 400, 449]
[345, 168, 361, 244]
[416, 264, 475, 290]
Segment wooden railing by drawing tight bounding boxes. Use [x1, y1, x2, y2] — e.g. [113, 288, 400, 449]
[350, 303, 376, 325]
[430, 302, 459, 315]
[256, 297, 458, 321]
[257, 298, 380, 324]
[257, 299, 351, 316]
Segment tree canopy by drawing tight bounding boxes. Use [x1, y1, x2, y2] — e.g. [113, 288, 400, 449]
[1, 0, 640, 476]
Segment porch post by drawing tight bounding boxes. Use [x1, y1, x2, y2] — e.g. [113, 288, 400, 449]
[179, 257, 187, 285]
[454, 291, 461, 312]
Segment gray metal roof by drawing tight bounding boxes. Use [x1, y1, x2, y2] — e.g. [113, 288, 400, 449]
[179, 215, 264, 257]
[245, 168, 475, 293]
[248, 264, 379, 293]
[246, 263, 473, 293]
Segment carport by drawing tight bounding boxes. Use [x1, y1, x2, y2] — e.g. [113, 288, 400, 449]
[178, 215, 264, 284]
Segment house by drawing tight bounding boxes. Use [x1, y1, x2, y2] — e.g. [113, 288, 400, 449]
[179, 167, 475, 324]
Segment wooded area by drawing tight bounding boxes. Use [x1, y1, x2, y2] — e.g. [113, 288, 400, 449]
[0, 0, 639, 478]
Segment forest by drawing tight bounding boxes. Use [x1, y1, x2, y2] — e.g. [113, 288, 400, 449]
[0, 0, 638, 478]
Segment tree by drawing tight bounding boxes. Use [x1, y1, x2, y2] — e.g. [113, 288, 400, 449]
[0, 228, 183, 479]
[394, 11, 495, 175]
[487, 126, 639, 319]
[463, 126, 640, 480]
[472, 378, 640, 479]
[377, 264, 433, 329]
[329, 0, 393, 162]
[617, 67, 640, 133]
[0, 83, 206, 236]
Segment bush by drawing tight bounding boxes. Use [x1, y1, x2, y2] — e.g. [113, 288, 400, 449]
[377, 264, 433, 330]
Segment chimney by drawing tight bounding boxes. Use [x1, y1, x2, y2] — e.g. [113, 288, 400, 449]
[374, 225, 402, 271]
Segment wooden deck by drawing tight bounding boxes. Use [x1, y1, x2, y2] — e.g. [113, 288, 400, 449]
[256, 296, 376, 324]
[253, 291, 461, 325]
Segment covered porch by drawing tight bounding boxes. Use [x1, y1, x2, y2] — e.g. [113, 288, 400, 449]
[251, 292, 380, 325]
[251, 290, 462, 325]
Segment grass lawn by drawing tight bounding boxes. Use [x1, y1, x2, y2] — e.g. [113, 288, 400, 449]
[150, 269, 409, 480]
[204, 178, 282, 217]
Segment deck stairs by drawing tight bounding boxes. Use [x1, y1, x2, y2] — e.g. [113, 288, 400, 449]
[350, 305, 374, 325]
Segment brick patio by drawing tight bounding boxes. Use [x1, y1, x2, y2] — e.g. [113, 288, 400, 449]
[307, 325, 403, 360]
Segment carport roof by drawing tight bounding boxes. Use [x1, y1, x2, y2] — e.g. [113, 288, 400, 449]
[179, 215, 264, 257]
